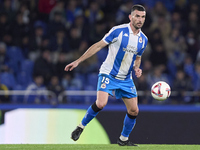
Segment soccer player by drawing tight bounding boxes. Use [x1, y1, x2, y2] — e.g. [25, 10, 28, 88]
[64, 4, 147, 146]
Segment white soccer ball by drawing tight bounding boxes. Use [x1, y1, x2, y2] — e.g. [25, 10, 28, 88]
[151, 81, 171, 101]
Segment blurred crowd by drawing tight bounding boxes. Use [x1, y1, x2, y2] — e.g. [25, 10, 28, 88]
[0, 0, 200, 105]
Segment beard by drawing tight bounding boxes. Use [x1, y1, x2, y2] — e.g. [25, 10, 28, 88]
[132, 22, 143, 30]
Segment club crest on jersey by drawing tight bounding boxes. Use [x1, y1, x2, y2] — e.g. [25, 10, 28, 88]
[139, 37, 142, 43]
[101, 83, 106, 89]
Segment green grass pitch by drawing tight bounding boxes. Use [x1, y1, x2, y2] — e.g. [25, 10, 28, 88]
[0, 144, 199, 150]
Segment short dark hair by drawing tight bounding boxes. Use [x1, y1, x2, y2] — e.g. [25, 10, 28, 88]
[131, 4, 146, 13]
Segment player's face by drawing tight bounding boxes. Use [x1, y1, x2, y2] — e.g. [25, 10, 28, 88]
[129, 10, 146, 30]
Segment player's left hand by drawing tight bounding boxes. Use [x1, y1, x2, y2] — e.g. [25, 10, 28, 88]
[134, 67, 142, 78]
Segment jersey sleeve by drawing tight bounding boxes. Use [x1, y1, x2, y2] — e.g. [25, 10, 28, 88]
[102, 27, 118, 44]
[137, 37, 148, 56]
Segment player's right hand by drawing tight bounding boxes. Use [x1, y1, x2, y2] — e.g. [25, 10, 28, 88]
[64, 61, 79, 71]
[134, 67, 142, 78]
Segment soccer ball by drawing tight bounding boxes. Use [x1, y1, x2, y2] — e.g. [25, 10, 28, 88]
[151, 81, 171, 101]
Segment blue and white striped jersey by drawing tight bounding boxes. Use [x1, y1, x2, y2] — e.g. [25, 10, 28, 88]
[100, 23, 148, 80]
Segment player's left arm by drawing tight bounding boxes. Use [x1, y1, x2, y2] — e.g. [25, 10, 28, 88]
[133, 56, 142, 78]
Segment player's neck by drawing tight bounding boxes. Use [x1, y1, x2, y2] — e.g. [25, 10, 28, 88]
[130, 23, 140, 35]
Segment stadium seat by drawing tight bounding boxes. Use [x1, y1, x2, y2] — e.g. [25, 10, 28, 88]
[0, 72, 16, 90]
[6, 46, 23, 58]
[17, 71, 32, 87]
[86, 73, 98, 89]
[6, 46, 24, 74]
[20, 59, 34, 76]
[74, 73, 86, 87]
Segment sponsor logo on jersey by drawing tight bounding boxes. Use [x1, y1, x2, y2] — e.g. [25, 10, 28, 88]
[123, 45, 138, 54]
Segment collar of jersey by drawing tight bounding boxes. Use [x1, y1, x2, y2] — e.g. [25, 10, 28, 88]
[128, 23, 141, 36]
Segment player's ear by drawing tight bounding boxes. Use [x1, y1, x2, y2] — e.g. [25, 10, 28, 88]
[129, 14, 132, 21]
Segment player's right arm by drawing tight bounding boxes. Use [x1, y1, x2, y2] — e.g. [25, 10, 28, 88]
[64, 40, 108, 71]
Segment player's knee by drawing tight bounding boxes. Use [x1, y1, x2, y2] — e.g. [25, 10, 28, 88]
[128, 107, 139, 116]
[96, 101, 107, 109]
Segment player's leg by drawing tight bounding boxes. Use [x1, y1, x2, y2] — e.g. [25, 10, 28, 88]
[71, 91, 109, 141]
[81, 91, 109, 126]
[118, 97, 139, 146]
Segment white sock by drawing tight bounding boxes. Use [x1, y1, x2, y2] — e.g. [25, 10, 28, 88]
[78, 122, 85, 129]
[120, 135, 128, 141]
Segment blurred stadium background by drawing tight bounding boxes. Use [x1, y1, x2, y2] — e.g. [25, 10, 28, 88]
[0, 0, 200, 145]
